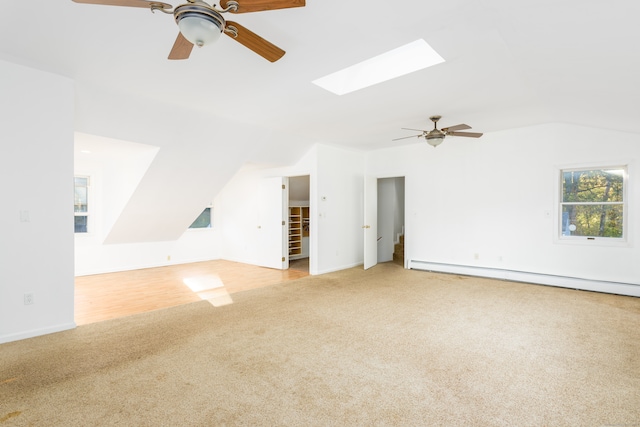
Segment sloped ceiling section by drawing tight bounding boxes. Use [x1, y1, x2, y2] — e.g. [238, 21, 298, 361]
[3, 1, 640, 152]
[74, 132, 160, 236]
[74, 83, 300, 244]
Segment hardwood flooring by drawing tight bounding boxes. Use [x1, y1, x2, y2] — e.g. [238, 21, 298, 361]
[75, 259, 309, 326]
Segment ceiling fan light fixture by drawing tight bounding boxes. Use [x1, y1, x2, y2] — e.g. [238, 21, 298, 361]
[175, 4, 225, 48]
[178, 16, 222, 47]
[426, 129, 445, 147]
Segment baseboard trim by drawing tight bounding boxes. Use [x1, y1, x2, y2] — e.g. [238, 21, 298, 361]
[75, 256, 221, 277]
[315, 262, 362, 276]
[408, 260, 640, 297]
[0, 322, 76, 344]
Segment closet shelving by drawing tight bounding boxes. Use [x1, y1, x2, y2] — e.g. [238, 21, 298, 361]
[289, 206, 309, 258]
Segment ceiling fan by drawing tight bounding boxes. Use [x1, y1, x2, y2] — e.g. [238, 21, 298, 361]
[393, 115, 483, 148]
[71, 0, 305, 62]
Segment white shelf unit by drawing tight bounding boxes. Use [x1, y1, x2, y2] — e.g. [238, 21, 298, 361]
[289, 206, 309, 259]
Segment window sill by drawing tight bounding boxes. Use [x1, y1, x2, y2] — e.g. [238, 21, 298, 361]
[555, 236, 631, 248]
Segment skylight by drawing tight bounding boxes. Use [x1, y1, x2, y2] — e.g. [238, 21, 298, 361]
[312, 39, 445, 95]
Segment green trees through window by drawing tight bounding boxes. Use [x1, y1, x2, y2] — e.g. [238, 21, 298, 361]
[561, 168, 625, 239]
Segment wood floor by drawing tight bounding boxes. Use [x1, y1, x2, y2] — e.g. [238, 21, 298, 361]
[75, 259, 309, 325]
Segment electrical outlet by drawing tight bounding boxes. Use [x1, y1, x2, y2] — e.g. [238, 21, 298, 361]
[24, 293, 34, 305]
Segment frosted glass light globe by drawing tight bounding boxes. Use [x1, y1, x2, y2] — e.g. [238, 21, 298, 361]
[178, 15, 222, 47]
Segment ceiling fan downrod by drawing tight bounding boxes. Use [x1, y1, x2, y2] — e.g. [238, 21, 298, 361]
[426, 115, 445, 147]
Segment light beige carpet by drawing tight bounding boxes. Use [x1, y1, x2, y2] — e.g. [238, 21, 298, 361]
[1, 263, 639, 426]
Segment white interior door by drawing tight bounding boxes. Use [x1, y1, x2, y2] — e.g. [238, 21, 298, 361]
[363, 176, 377, 270]
[256, 176, 288, 270]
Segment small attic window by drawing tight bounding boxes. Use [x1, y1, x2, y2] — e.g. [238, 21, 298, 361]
[189, 207, 212, 229]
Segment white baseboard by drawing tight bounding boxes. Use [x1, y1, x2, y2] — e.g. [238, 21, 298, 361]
[314, 262, 362, 276]
[75, 256, 221, 276]
[408, 260, 640, 297]
[0, 322, 76, 344]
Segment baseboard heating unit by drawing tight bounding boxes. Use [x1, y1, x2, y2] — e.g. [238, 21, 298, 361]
[408, 260, 640, 298]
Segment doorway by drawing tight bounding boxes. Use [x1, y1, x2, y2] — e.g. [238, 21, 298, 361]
[377, 177, 405, 265]
[364, 176, 405, 270]
[288, 175, 310, 273]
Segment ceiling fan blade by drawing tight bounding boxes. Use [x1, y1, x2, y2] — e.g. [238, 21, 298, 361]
[168, 33, 194, 60]
[401, 128, 428, 132]
[225, 21, 285, 62]
[447, 131, 483, 138]
[221, 0, 305, 13]
[72, 0, 171, 9]
[442, 124, 471, 132]
[392, 135, 423, 141]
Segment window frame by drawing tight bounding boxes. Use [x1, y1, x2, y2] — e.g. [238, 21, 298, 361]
[556, 164, 629, 246]
[74, 175, 91, 234]
[188, 207, 213, 230]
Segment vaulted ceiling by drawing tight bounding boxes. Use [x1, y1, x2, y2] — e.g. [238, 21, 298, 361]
[3, 0, 639, 242]
[4, 1, 639, 150]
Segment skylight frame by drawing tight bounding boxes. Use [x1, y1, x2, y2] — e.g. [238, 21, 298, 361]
[312, 39, 445, 95]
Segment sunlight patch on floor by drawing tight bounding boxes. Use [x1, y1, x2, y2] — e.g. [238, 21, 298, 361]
[198, 288, 234, 307]
[183, 275, 234, 307]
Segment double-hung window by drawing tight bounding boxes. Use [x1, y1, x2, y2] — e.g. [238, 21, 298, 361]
[559, 166, 626, 241]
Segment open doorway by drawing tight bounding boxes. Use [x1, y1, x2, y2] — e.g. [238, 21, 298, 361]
[377, 177, 405, 265]
[288, 175, 310, 273]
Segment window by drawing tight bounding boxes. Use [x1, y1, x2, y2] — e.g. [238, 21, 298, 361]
[189, 207, 212, 229]
[560, 167, 626, 240]
[74, 176, 89, 233]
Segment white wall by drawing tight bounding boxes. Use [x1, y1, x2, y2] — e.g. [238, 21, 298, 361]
[315, 145, 365, 273]
[0, 60, 75, 343]
[367, 123, 640, 293]
[75, 231, 220, 276]
[218, 144, 365, 275]
[218, 148, 316, 269]
[74, 133, 220, 275]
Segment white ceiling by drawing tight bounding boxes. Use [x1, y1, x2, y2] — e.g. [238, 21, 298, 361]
[3, 0, 640, 153]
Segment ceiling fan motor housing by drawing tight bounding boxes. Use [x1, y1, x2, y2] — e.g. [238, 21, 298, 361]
[174, 3, 226, 47]
[426, 129, 445, 147]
